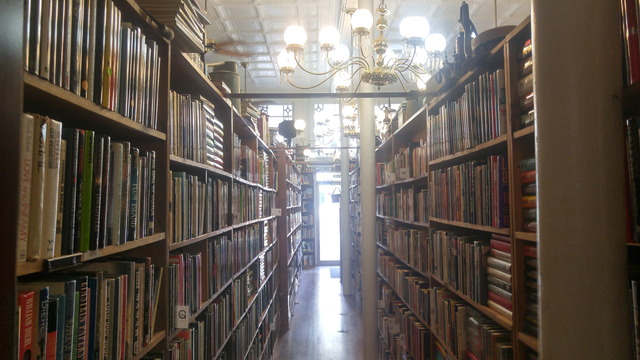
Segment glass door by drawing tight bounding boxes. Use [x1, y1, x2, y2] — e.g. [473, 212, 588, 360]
[316, 172, 341, 265]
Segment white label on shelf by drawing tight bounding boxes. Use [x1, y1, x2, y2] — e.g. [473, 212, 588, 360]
[398, 168, 410, 180]
[175, 305, 190, 329]
[272, 208, 282, 216]
[385, 173, 396, 183]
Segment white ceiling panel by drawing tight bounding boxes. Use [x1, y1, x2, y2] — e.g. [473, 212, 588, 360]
[216, 5, 259, 19]
[257, 4, 299, 18]
[224, 19, 264, 32]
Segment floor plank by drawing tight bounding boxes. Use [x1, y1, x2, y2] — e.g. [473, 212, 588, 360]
[272, 266, 363, 360]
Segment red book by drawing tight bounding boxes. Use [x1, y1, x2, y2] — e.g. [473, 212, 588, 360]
[465, 350, 481, 360]
[490, 239, 511, 253]
[623, 0, 640, 84]
[520, 170, 536, 184]
[523, 245, 538, 258]
[488, 290, 513, 311]
[18, 290, 35, 358]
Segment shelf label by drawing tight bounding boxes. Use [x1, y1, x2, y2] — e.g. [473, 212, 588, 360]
[272, 208, 282, 216]
[398, 168, 410, 180]
[385, 173, 396, 183]
[175, 305, 190, 329]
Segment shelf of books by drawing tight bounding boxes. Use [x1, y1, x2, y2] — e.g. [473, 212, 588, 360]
[373, 17, 538, 360]
[301, 169, 316, 268]
[349, 166, 362, 312]
[13, 0, 281, 358]
[275, 148, 303, 332]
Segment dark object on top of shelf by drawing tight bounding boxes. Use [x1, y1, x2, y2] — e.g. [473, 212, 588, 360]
[331, 188, 341, 203]
[459, 1, 478, 60]
[278, 120, 297, 139]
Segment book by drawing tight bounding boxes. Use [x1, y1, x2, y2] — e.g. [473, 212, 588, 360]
[78, 130, 95, 252]
[41, 117, 62, 259]
[17, 114, 36, 262]
[54, 139, 67, 257]
[107, 142, 123, 245]
[626, 118, 640, 242]
[128, 147, 139, 242]
[487, 298, 512, 318]
[622, 0, 640, 84]
[45, 296, 60, 359]
[520, 170, 536, 184]
[523, 245, 538, 258]
[17, 285, 50, 359]
[89, 134, 104, 250]
[487, 256, 511, 273]
[522, 196, 537, 208]
[522, 183, 536, 196]
[26, 0, 42, 74]
[18, 290, 36, 358]
[51, 293, 67, 360]
[519, 158, 536, 172]
[39, 0, 54, 79]
[61, 128, 80, 255]
[70, 0, 85, 95]
[27, 115, 48, 261]
[486, 266, 511, 283]
[98, 135, 111, 248]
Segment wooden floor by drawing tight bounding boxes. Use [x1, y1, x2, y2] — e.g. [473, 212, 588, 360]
[272, 266, 363, 360]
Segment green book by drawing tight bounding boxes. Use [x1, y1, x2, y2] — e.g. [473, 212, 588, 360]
[79, 130, 94, 251]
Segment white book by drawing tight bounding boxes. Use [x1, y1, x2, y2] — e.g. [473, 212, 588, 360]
[54, 139, 67, 257]
[17, 114, 35, 262]
[41, 117, 62, 259]
[27, 115, 47, 261]
[107, 142, 123, 246]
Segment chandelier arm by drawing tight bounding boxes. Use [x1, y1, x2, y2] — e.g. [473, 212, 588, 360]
[285, 68, 351, 90]
[293, 55, 354, 77]
[396, 71, 413, 91]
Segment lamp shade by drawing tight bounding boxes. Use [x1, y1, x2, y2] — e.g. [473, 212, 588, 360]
[278, 120, 297, 139]
[277, 49, 296, 69]
[294, 119, 306, 131]
[412, 47, 428, 65]
[399, 16, 429, 40]
[342, 104, 356, 118]
[426, 33, 446, 52]
[319, 26, 340, 47]
[329, 44, 350, 65]
[284, 25, 307, 47]
[351, 9, 373, 30]
[417, 73, 431, 90]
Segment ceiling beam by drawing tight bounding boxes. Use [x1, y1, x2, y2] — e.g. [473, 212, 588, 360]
[225, 90, 434, 99]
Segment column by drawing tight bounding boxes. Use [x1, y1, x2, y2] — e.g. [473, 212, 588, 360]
[341, 102, 354, 294]
[533, 0, 630, 358]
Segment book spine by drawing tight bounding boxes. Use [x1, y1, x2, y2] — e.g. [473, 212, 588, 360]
[79, 130, 94, 252]
[147, 151, 155, 234]
[36, 287, 50, 359]
[76, 280, 89, 360]
[41, 118, 62, 259]
[107, 142, 123, 245]
[74, 130, 85, 252]
[487, 256, 511, 273]
[49, 0, 59, 85]
[90, 135, 104, 250]
[128, 147, 139, 242]
[17, 114, 35, 262]
[18, 291, 35, 358]
[39, 0, 53, 80]
[62, 0, 73, 89]
[46, 297, 58, 360]
[120, 142, 131, 244]
[54, 139, 67, 257]
[70, 0, 85, 95]
[79, 0, 92, 99]
[99, 135, 111, 248]
[54, 294, 66, 360]
[27, 115, 47, 261]
[27, 0, 42, 75]
[623, 0, 640, 84]
[61, 128, 79, 255]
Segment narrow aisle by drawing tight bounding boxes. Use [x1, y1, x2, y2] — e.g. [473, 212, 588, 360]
[272, 266, 363, 360]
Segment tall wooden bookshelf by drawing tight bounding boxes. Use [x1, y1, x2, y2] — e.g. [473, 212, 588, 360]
[349, 167, 362, 311]
[275, 148, 303, 331]
[300, 170, 316, 268]
[10, 0, 281, 359]
[375, 17, 538, 360]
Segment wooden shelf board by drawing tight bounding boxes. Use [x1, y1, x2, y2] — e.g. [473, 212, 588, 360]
[514, 125, 535, 139]
[132, 331, 167, 360]
[518, 331, 539, 351]
[24, 73, 166, 141]
[428, 135, 508, 169]
[516, 231, 538, 242]
[430, 218, 510, 235]
[169, 227, 233, 251]
[81, 233, 166, 262]
[169, 155, 233, 178]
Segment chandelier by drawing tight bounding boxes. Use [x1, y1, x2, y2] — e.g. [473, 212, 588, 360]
[277, 0, 446, 92]
[341, 102, 360, 138]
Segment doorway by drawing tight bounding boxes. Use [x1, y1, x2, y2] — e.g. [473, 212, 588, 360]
[316, 172, 341, 265]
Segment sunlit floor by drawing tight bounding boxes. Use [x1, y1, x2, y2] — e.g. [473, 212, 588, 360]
[272, 266, 363, 360]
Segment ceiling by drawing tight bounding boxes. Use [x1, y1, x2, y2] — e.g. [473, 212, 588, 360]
[202, 0, 531, 94]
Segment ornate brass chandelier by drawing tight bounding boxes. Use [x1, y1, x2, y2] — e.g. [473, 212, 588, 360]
[278, 0, 446, 92]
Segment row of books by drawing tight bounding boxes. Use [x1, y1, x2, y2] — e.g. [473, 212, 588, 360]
[257, 150, 271, 188]
[231, 182, 273, 224]
[486, 234, 514, 319]
[378, 284, 430, 360]
[287, 187, 301, 207]
[385, 226, 430, 275]
[169, 91, 225, 170]
[396, 186, 429, 223]
[287, 210, 302, 233]
[168, 252, 203, 333]
[26, 0, 162, 128]
[288, 229, 302, 260]
[17, 258, 162, 360]
[523, 244, 539, 337]
[169, 172, 229, 244]
[520, 158, 537, 232]
[518, 39, 535, 128]
[18, 114, 156, 262]
[301, 227, 314, 239]
[377, 252, 430, 323]
[429, 155, 509, 228]
[429, 230, 491, 305]
[428, 69, 507, 161]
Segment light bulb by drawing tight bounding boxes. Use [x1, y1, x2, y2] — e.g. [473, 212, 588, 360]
[426, 33, 446, 52]
[277, 49, 296, 69]
[303, 149, 313, 157]
[342, 104, 356, 118]
[284, 25, 307, 47]
[413, 48, 428, 65]
[319, 26, 340, 48]
[294, 119, 306, 131]
[417, 73, 431, 90]
[351, 9, 373, 31]
[399, 16, 429, 41]
[329, 44, 350, 65]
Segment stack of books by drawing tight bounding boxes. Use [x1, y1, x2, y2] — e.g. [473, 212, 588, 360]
[204, 100, 225, 170]
[523, 244, 539, 337]
[518, 39, 535, 128]
[138, 0, 209, 53]
[486, 234, 513, 319]
[520, 158, 537, 232]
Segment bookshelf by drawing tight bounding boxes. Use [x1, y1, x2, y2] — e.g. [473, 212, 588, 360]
[275, 148, 302, 331]
[374, 17, 539, 360]
[349, 167, 362, 311]
[11, 0, 281, 359]
[301, 170, 316, 268]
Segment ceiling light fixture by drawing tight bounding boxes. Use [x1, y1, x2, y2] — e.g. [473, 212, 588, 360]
[278, 0, 446, 92]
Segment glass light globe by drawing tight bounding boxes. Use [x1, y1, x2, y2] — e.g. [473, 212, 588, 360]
[333, 71, 351, 90]
[417, 73, 431, 90]
[342, 104, 356, 118]
[294, 119, 306, 131]
[426, 33, 446, 52]
[303, 149, 313, 157]
[351, 9, 373, 30]
[382, 48, 397, 65]
[284, 25, 307, 47]
[329, 44, 350, 65]
[277, 49, 296, 69]
[319, 26, 340, 47]
[399, 16, 429, 40]
[412, 48, 428, 65]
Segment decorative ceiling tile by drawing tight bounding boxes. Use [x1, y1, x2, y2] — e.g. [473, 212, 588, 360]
[224, 19, 264, 32]
[216, 5, 259, 19]
[257, 4, 299, 18]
